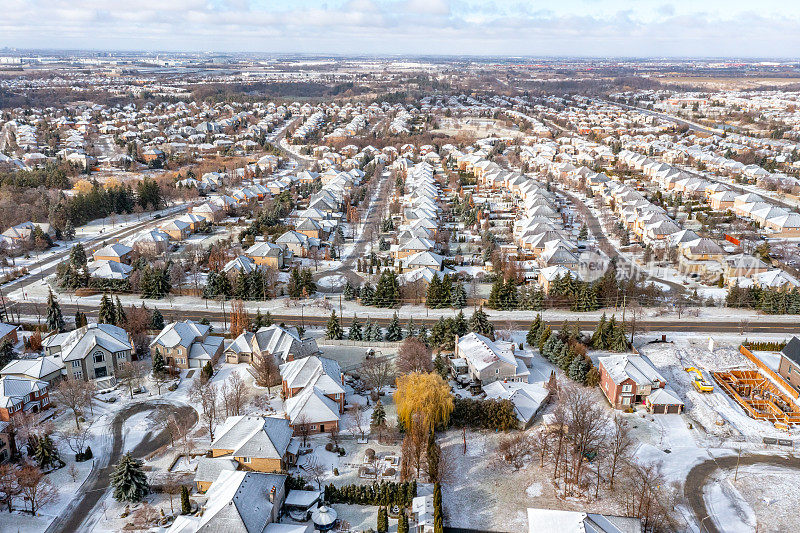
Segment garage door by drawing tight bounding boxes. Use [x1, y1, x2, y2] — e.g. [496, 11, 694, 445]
[667, 404, 681, 414]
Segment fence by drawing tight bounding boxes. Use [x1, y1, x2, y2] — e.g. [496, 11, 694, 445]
[739, 345, 798, 399]
[317, 339, 402, 348]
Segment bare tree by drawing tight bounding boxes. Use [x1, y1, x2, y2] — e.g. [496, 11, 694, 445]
[328, 425, 340, 450]
[304, 455, 326, 490]
[67, 463, 78, 483]
[608, 415, 634, 491]
[0, 464, 18, 512]
[117, 361, 147, 399]
[226, 372, 247, 417]
[532, 428, 551, 468]
[396, 337, 433, 375]
[620, 461, 676, 533]
[562, 383, 609, 495]
[495, 432, 533, 470]
[17, 465, 57, 515]
[400, 412, 427, 479]
[132, 502, 160, 529]
[163, 475, 183, 515]
[360, 357, 395, 392]
[59, 420, 93, 457]
[252, 354, 280, 391]
[349, 404, 369, 441]
[169, 414, 195, 459]
[295, 414, 311, 447]
[50, 376, 91, 429]
[190, 379, 219, 440]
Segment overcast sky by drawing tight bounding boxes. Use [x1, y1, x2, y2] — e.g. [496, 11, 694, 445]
[2, 0, 799, 57]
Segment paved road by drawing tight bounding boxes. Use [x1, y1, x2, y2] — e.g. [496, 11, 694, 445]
[684, 453, 800, 533]
[11, 300, 795, 333]
[556, 186, 687, 294]
[47, 401, 198, 533]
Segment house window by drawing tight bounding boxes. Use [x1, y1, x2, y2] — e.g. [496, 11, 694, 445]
[117, 352, 126, 359]
[242, 457, 251, 464]
[622, 384, 632, 393]
[71, 361, 81, 368]
[310, 425, 317, 430]
[74, 371, 83, 379]
[622, 397, 631, 405]
[93, 351, 105, 364]
[495, 369, 500, 374]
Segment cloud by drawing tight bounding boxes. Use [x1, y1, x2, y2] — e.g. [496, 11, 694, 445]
[0, 1, 799, 57]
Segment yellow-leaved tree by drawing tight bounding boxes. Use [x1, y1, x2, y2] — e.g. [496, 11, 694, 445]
[394, 372, 454, 430]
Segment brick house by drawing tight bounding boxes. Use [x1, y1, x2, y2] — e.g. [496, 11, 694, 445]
[778, 337, 800, 390]
[280, 356, 345, 435]
[598, 354, 668, 409]
[0, 376, 50, 421]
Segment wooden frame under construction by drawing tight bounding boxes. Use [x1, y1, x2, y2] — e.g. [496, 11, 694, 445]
[712, 369, 800, 428]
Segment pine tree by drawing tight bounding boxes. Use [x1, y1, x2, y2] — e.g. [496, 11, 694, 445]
[114, 296, 127, 326]
[63, 220, 76, 241]
[526, 314, 542, 346]
[426, 275, 442, 308]
[46, 289, 65, 332]
[360, 283, 375, 306]
[439, 274, 453, 308]
[433, 482, 444, 533]
[348, 316, 363, 341]
[538, 326, 552, 353]
[98, 293, 115, 325]
[152, 349, 165, 376]
[326, 310, 343, 340]
[151, 308, 165, 330]
[201, 362, 213, 382]
[181, 485, 191, 514]
[591, 313, 607, 349]
[487, 276, 505, 309]
[451, 282, 467, 309]
[406, 317, 417, 338]
[111, 452, 149, 503]
[385, 312, 403, 342]
[34, 434, 60, 468]
[468, 306, 494, 339]
[452, 310, 468, 337]
[371, 399, 386, 428]
[568, 356, 590, 384]
[74, 310, 87, 328]
[578, 224, 588, 240]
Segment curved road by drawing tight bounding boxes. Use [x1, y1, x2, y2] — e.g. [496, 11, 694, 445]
[684, 453, 800, 533]
[47, 401, 198, 533]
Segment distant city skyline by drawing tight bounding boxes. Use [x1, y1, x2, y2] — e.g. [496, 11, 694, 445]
[2, 0, 800, 58]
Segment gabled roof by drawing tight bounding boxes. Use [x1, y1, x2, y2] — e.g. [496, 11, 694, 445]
[151, 320, 209, 350]
[284, 386, 340, 425]
[1, 356, 63, 380]
[457, 332, 517, 371]
[598, 354, 665, 386]
[212, 415, 292, 460]
[196, 470, 286, 533]
[44, 323, 132, 362]
[280, 356, 343, 395]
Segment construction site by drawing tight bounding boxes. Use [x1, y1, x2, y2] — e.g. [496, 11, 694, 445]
[712, 368, 800, 430]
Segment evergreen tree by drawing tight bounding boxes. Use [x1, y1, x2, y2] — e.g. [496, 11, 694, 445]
[371, 399, 386, 429]
[452, 310, 468, 338]
[450, 282, 467, 309]
[468, 306, 494, 339]
[377, 506, 388, 533]
[74, 310, 87, 328]
[343, 281, 356, 300]
[433, 482, 443, 533]
[526, 314, 543, 346]
[405, 317, 417, 338]
[111, 452, 149, 503]
[46, 289, 65, 332]
[326, 310, 343, 340]
[398, 509, 409, 533]
[374, 270, 400, 308]
[152, 349, 165, 376]
[63, 220, 76, 241]
[591, 313, 608, 349]
[33, 434, 60, 468]
[385, 312, 403, 342]
[360, 283, 375, 306]
[417, 325, 429, 346]
[439, 274, 453, 308]
[114, 296, 127, 326]
[568, 356, 590, 384]
[487, 276, 505, 309]
[578, 224, 588, 240]
[151, 308, 165, 330]
[201, 362, 213, 382]
[426, 275, 442, 308]
[0, 340, 14, 369]
[538, 326, 552, 353]
[181, 485, 191, 514]
[610, 318, 630, 352]
[348, 316, 363, 341]
[98, 293, 116, 325]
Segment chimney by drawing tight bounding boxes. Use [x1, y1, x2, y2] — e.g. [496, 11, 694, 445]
[269, 485, 276, 503]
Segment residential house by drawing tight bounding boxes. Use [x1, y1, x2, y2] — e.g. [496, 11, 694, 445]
[160, 219, 191, 240]
[455, 332, 530, 386]
[150, 320, 224, 369]
[247, 241, 289, 269]
[226, 325, 319, 366]
[778, 337, 800, 390]
[526, 508, 642, 533]
[1, 356, 64, 385]
[42, 323, 133, 382]
[483, 379, 552, 427]
[598, 354, 674, 411]
[206, 416, 294, 478]
[0, 376, 50, 421]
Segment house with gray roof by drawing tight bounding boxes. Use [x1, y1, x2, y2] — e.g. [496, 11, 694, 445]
[43, 323, 133, 382]
[226, 325, 319, 366]
[150, 320, 224, 370]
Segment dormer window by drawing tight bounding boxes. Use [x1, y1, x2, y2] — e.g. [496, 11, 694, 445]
[93, 351, 105, 364]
